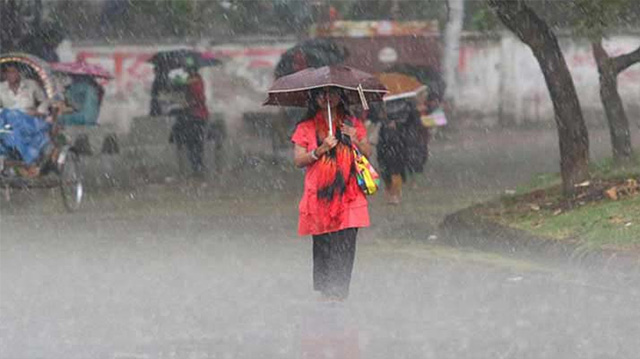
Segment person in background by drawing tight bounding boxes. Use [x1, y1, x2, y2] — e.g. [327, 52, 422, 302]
[57, 75, 103, 126]
[149, 66, 169, 116]
[291, 87, 372, 301]
[372, 98, 427, 205]
[170, 60, 210, 178]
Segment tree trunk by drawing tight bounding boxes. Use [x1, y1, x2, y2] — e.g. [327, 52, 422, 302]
[593, 41, 640, 165]
[443, 0, 465, 107]
[592, 41, 633, 164]
[489, 0, 589, 195]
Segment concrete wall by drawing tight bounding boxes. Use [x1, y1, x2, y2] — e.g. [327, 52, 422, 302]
[455, 33, 640, 128]
[57, 32, 640, 133]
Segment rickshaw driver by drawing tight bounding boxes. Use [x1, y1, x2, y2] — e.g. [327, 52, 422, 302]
[0, 64, 50, 117]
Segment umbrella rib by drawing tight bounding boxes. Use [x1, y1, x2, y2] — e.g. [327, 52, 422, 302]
[382, 85, 428, 102]
[268, 84, 387, 94]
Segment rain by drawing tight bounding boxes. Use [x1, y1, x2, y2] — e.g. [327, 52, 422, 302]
[1, 1, 640, 358]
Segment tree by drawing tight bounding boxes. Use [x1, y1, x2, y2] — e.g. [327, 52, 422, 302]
[488, 0, 590, 195]
[592, 41, 640, 164]
[574, 0, 640, 164]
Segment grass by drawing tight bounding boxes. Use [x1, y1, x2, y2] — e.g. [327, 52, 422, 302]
[482, 155, 640, 252]
[492, 195, 640, 251]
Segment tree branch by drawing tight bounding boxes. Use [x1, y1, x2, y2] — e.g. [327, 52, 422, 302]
[487, 0, 547, 49]
[591, 39, 613, 75]
[614, 45, 640, 74]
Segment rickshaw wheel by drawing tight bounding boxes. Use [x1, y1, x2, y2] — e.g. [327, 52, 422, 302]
[57, 147, 84, 212]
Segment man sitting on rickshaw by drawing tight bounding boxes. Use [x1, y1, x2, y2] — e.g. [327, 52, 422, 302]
[0, 64, 57, 176]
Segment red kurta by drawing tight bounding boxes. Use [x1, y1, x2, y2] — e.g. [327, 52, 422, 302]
[291, 114, 370, 236]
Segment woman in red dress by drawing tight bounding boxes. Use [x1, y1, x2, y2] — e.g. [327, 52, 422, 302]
[291, 87, 372, 301]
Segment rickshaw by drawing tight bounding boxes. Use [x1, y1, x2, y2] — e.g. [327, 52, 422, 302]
[0, 53, 83, 212]
[50, 60, 117, 156]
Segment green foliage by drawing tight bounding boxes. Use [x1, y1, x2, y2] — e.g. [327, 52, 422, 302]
[571, 0, 633, 40]
[523, 0, 640, 38]
[346, 0, 447, 22]
[466, 1, 500, 32]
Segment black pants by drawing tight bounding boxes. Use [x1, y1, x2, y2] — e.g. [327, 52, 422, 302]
[172, 115, 206, 174]
[312, 228, 358, 299]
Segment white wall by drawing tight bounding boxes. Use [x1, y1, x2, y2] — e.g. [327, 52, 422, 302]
[455, 33, 640, 127]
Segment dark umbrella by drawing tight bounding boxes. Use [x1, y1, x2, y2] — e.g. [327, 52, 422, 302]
[274, 39, 348, 79]
[147, 49, 222, 70]
[264, 65, 387, 109]
[264, 65, 387, 136]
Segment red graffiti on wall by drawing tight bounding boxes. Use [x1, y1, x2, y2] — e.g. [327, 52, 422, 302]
[75, 47, 288, 95]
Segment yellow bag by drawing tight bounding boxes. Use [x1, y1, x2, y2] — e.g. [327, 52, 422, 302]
[353, 146, 380, 195]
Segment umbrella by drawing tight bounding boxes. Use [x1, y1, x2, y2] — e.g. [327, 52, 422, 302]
[385, 64, 445, 100]
[264, 65, 387, 136]
[274, 39, 348, 79]
[51, 61, 113, 79]
[264, 65, 387, 109]
[147, 49, 222, 70]
[377, 72, 427, 102]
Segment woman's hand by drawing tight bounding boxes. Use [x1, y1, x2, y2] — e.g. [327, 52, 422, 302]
[317, 135, 337, 156]
[341, 123, 357, 139]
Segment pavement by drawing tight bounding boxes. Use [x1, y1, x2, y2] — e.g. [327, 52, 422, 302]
[2, 127, 640, 358]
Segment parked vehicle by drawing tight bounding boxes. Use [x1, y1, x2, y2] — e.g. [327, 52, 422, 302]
[50, 60, 118, 156]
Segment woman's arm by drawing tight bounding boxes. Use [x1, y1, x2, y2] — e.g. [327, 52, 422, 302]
[293, 144, 316, 168]
[352, 136, 372, 158]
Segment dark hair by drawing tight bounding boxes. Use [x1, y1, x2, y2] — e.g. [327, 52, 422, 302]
[301, 87, 352, 122]
[2, 63, 21, 72]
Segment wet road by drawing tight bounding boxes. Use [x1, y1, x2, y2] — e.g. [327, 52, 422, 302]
[2, 128, 640, 358]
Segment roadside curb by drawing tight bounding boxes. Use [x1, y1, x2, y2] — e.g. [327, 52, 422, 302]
[439, 205, 640, 274]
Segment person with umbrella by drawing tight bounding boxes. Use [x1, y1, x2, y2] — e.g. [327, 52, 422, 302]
[265, 65, 386, 301]
[373, 73, 430, 205]
[167, 56, 210, 178]
[150, 50, 220, 178]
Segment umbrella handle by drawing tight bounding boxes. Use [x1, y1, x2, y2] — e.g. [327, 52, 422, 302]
[358, 84, 369, 111]
[328, 101, 333, 137]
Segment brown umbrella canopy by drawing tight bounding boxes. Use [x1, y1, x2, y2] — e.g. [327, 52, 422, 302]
[263, 65, 387, 108]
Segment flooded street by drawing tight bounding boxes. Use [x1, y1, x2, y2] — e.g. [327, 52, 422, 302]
[2, 128, 640, 358]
